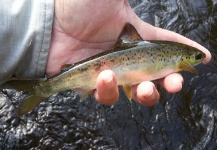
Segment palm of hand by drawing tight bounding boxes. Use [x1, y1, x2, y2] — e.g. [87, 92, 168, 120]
[47, 0, 133, 76]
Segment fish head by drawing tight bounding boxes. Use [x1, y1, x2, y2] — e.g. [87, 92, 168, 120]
[181, 46, 206, 66]
[175, 44, 206, 74]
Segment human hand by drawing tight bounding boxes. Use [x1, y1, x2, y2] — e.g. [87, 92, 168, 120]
[47, 0, 211, 106]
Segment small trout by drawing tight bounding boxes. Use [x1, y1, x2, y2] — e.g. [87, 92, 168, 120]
[1, 23, 205, 116]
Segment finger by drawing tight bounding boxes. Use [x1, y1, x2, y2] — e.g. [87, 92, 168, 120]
[132, 81, 159, 106]
[157, 73, 183, 93]
[94, 70, 119, 105]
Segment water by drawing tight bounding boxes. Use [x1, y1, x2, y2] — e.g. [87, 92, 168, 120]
[0, 0, 217, 149]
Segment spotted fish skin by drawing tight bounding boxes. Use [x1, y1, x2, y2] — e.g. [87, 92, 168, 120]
[37, 40, 204, 97]
[0, 23, 206, 116]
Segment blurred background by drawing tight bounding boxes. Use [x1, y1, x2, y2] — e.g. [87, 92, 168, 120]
[0, 0, 217, 149]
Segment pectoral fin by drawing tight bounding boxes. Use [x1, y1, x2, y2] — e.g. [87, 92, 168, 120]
[178, 61, 198, 74]
[122, 85, 132, 100]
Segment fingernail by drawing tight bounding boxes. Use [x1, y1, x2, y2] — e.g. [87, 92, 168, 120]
[102, 72, 114, 89]
[148, 91, 155, 100]
[142, 82, 154, 98]
[103, 73, 113, 83]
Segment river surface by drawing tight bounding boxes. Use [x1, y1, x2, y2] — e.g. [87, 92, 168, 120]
[1, 0, 217, 149]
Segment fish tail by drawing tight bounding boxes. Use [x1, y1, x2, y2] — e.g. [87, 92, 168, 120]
[0, 79, 47, 116]
[17, 95, 46, 117]
[0, 79, 42, 92]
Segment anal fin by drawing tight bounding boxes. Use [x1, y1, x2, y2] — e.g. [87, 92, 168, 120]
[74, 88, 93, 101]
[122, 85, 132, 100]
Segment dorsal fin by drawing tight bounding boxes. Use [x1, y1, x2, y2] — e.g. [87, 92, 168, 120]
[114, 23, 143, 48]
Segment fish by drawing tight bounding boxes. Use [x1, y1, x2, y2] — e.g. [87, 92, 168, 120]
[0, 23, 206, 116]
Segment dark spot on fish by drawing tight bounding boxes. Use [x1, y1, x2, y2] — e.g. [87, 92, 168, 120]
[94, 62, 102, 71]
[110, 59, 115, 63]
[79, 67, 88, 72]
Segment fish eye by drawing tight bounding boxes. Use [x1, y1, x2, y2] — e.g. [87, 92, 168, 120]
[195, 52, 203, 60]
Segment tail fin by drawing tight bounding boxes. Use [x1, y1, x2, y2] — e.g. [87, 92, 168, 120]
[17, 95, 46, 116]
[0, 79, 47, 116]
[0, 78, 43, 92]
